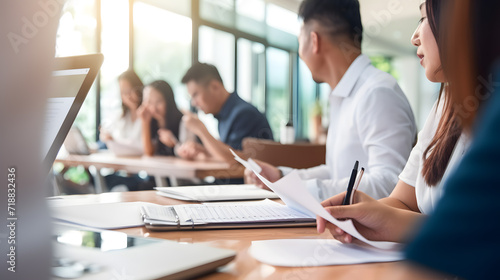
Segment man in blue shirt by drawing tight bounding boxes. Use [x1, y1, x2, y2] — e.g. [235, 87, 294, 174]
[177, 63, 273, 163]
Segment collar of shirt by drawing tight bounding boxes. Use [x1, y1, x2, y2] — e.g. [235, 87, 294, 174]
[215, 92, 239, 121]
[331, 54, 371, 98]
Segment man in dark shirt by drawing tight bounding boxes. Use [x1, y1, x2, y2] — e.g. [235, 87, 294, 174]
[177, 63, 273, 163]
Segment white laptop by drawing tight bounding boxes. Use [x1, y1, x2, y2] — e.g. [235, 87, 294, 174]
[63, 127, 92, 155]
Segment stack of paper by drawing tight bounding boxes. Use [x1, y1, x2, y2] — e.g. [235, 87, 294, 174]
[49, 201, 159, 229]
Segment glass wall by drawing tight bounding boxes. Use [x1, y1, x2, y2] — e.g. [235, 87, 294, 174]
[133, 1, 192, 110]
[235, 0, 266, 37]
[198, 26, 235, 93]
[55, 0, 325, 144]
[198, 26, 236, 138]
[200, 0, 234, 28]
[297, 59, 317, 140]
[99, 0, 129, 130]
[266, 47, 291, 141]
[56, 0, 97, 142]
[237, 38, 266, 112]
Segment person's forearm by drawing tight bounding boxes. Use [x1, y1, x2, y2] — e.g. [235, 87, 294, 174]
[392, 209, 426, 243]
[141, 122, 154, 156]
[197, 131, 236, 162]
[379, 197, 414, 211]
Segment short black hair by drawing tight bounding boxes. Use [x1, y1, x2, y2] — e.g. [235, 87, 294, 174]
[181, 62, 224, 85]
[298, 0, 363, 46]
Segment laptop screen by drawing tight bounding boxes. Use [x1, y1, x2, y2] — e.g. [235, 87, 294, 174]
[42, 68, 90, 159]
[42, 54, 103, 174]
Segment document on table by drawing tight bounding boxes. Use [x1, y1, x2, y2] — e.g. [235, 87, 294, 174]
[106, 140, 143, 157]
[141, 199, 315, 230]
[49, 201, 159, 229]
[250, 239, 403, 266]
[156, 184, 279, 202]
[231, 150, 401, 251]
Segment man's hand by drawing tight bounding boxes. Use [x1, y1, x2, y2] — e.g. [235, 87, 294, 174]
[243, 159, 282, 190]
[158, 128, 178, 148]
[182, 112, 208, 136]
[176, 141, 207, 160]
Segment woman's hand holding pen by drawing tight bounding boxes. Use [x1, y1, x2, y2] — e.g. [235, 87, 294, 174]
[317, 191, 414, 244]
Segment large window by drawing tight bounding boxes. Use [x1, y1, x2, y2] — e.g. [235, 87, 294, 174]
[55, 0, 321, 144]
[198, 26, 235, 93]
[237, 38, 266, 112]
[200, 0, 234, 28]
[133, 1, 192, 110]
[56, 0, 97, 142]
[198, 26, 236, 138]
[297, 59, 317, 140]
[266, 47, 291, 141]
[99, 0, 129, 128]
[236, 0, 266, 37]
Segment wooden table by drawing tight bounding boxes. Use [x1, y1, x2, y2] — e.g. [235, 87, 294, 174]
[55, 152, 244, 191]
[52, 191, 399, 279]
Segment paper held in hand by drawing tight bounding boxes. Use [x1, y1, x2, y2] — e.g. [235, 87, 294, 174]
[230, 149, 401, 251]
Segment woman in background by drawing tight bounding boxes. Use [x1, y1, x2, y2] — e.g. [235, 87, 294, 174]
[139, 80, 187, 156]
[100, 69, 143, 150]
[101, 70, 151, 191]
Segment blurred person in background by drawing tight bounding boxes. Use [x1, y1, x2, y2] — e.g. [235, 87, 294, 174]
[176, 62, 274, 163]
[100, 69, 144, 151]
[139, 80, 193, 157]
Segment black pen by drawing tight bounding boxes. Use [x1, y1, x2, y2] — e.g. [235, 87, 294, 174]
[342, 161, 359, 205]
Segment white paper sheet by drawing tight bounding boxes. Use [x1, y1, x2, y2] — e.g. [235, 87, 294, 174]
[250, 239, 403, 267]
[106, 140, 143, 156]
[50, 201, 159, 229]
[231, 150, 401, 251]
[156, 184, 279, 201]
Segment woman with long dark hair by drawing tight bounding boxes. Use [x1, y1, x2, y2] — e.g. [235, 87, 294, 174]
[138, 80, 189, 156]
[316, 0, 477, 244]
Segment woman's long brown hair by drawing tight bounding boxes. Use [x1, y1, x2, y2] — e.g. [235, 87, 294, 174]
[421, 0, 463, 186]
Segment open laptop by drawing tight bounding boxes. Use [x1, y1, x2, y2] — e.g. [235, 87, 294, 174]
[47, 55, 236, 279]
[63, 127, 92, 155]
[42, 54, 103, 173]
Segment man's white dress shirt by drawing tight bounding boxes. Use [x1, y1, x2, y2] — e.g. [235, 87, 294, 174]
[281, 54, 417, 201]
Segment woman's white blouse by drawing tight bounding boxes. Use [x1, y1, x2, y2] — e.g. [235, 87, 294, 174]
[399, 99, 470, 214]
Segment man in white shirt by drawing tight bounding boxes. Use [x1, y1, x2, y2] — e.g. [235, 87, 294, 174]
[245, 0, 417, 201]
